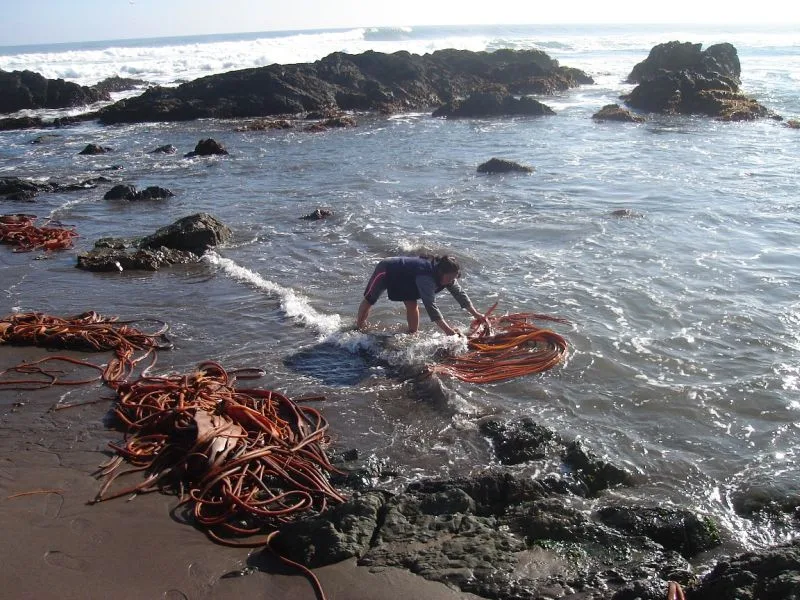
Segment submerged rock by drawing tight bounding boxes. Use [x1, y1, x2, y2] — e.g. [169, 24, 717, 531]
[300, 208, 334, 220]
[234, 118, 294, 131]
[476, 158, 535, 174]
[91, 75, 147, 95]
[150, 144, 177, 154]
[0, 116, 45, 131]
[103, 184, 174, 200]
[1, 176, 111, 201]
[689, 539, 800, 599]
[596, 505, 722, 557]
[433, 91, 555, 118]
[184, 138, 228, 157]
[78, 143, 112, 155]
[76, 247, 196, 271]
[592, 103, 645, 123]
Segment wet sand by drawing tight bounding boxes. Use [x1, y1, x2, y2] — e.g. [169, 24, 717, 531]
[0, 346, 480, 600]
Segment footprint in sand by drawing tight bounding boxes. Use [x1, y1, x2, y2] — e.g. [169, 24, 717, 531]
[70, 517, 108, 543]
[43, 492, 64, 519]
[163, 591, 188, 600]
[44, 550, 89, 572]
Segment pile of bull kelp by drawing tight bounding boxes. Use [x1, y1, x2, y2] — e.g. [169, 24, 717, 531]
[0, 310, 342, 596]
[0, 311, 343, 540]
[431, 303, 570, 383]
[0, 213, 78, 252]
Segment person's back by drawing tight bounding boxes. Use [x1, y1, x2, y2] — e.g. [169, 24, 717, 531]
[356, 255, 487, 335]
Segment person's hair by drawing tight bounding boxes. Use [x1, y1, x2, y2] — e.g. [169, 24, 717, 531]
[435, 255, 461, 277]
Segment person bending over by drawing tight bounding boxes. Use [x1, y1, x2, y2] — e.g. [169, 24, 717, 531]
[356, 255, 487, 335]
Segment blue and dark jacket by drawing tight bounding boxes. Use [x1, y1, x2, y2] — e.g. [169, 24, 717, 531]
[380, 256, 472, 322]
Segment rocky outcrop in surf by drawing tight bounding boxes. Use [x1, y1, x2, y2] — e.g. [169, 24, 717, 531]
[0, 69, 110, 113]
[96, 48, 593, 124]
[622, 41, 779, 121]
[270, 414, 800, 599]
[1, 176, 112, 201]
[76, 213, 231, 271]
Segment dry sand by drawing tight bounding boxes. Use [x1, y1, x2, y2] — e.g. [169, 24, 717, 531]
[0, 346, 480, 600]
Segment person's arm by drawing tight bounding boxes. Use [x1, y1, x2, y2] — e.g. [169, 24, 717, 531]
[447, 280, 489, 326]
[417, 276, 443, 322]
[433, 318, 460, 336]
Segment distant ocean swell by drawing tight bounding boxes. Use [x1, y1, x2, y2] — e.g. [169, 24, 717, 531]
[2, 23, 795, 92]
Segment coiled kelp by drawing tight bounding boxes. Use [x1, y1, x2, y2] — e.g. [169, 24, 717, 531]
[431, 303, 569, 383]
[0, 213, 78, 252]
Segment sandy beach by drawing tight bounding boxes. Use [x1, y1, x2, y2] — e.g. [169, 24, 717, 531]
[0, 346, 481, 600]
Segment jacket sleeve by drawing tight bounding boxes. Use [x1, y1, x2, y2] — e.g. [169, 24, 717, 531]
[416, 275, 443, 321]
[446, 280, 473, 310]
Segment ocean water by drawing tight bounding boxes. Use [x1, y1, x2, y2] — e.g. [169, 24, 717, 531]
[2, 23, 799, 558]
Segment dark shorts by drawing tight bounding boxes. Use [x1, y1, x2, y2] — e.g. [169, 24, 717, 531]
[363, 263, 388, 304]
[363, 261, 419, 304]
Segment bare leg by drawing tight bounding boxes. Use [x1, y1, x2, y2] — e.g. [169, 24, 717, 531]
[356, 298, 372, 330]
[404, 300, 419, 333]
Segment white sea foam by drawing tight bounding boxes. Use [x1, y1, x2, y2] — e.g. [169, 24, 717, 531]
[1, 24, 796, 113]
[203, 251, 467, 372]
[203, 251, 341, 335]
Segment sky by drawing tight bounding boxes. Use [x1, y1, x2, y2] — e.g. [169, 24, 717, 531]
[2, 0, 799, 46]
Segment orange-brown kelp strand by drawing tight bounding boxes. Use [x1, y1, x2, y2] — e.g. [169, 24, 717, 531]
[431, 305, 569, 383]
[0, 311, 172, 389]
[0, 213, 78, 252]
[93, 361, 344, 545]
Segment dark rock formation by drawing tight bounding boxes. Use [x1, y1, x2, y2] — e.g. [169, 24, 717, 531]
[150, 144, 177, 154]
[1, 176, 111, 201]
[433, 90, 555, 118]
[622, 42, 777, 121]
[184, 138, 228, 157]
[610, 208, 644, 218]
[76, 213, 231, 271]
[234, 118, 294, 131]
[0, 69, 110, 113]
[0, 116, 44, 131]
[78, 143, 112, 155]
[480, 417, 555, 463]
[563, 439, 633, 496]
[479, 417, 633, 496]
[77, 247, 198, 271]
[267, 461, 800, 599]
[0, 112, 97, 131]
[596, 505, 722, 557]
[322, 115, 357, 127]
[476, 158, 534, 174]
[139, 213, 231, 253]
[259, 400, 800, 600]
[96, 49, 592, 124]
[627, 41, 741, 85]
[31, 134, 62, 144]
[592, 103, 645, 123]
[687, 539, 800, 599]
[103, 184, 174, 200]
[91, 76, 147, 95]
[300, 208, 334, 220]
[271, 470, 701, 600]
[786, 119, 800, 129]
